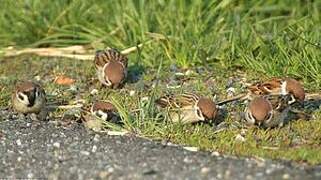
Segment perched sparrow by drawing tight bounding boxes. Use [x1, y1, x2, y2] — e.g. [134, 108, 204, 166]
[244, 95, 291, 128]
[155, 93, 217, 124]
[94, 48, 128, 89]
[91, 101, 119, 122]
[12, 81, 47, 120]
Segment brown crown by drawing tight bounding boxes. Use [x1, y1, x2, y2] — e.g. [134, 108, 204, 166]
[285, 78, 305, 102]
[92, 101, 116, 113]
[15, 81, 40, 92]
[248, 97, 272, 122]
[197, 98, 217, 120]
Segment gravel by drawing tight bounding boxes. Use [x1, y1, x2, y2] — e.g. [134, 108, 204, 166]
[0, 110, 321, 180]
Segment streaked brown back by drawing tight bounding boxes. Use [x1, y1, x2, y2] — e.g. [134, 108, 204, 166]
[94, 48, 128, 69]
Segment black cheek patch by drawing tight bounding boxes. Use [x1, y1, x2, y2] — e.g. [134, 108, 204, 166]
[18, 94, 24, 101]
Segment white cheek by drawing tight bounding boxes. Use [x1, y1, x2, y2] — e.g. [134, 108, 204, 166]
[280, 81, 287, 95]
[94, 110, 108, 121]
[244, 108, 255, 125]
[194, 106, 205, 121]
[265, 111, 273, 123]
[288, 95, 296, 104]
[104, 76, 113, 86]
[102, 64, 113, 86]
[17, 93, 30, 106]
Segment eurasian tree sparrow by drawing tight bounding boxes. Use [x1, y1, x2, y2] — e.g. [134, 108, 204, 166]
[91, 101, 119, 122]
[217, 77, 305, 106]
[155, 93, 217, 124]
[12, 81, 47, 120]
[244, 95, 291, 128]
[247, 77, 305, 105]
[94, 48, 128, 89]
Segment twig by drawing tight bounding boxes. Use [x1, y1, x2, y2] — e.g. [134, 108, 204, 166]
[306, 93, 321, 100]
[217, 93, 249, 106]
[47, 104, 83, 109]
[3, 40, 152, 60]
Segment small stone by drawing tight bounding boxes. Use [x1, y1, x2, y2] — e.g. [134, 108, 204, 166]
[107, 167, 114, 173]
[185, 70, 193, 76]
[16, 139, 22, 146]
[265, 168, 273, 174]
[93, 134, 100, 142]
[92, 145, 97, 153]
[282, 174, 290, 179]
[99, 171, 111, 179]
[141, 97, 149, 101]
[235, 134, 245, 142]
[129, 90, 135, 96]
[27, 173, 34, 178]
[211, 151, 220, 157]
[224, 170, 231, 178]
[201, 167, 210, 174]
[17, 157, 22, 162]
[90, 89, 99, 95]
[183, 146, 198, 152]
[169, 64, 177, 72]
[240, 129, 247, 136]
[53, 142, 60, 148]
[183, 157, 193, 163]
[80, 151, 90, 156]
[226, 87, 236, 97]
[34, 75, 41, 81]
[217, 173, 223, 179]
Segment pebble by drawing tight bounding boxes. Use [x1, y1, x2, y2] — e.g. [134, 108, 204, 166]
[129, 90, 135, 96]
[211, 151, 220, 157]
[93, 134, 100, 142]
[80, 151, 90, 156]
[282, 174, 290, 179]
[235, 134, 245, 142]
[92, 145, 97, 153]
[27, 173, 34, 178]
[183, 157, 193, 163]
[16, 139, 22, 146]
[53, 142, 60, 148]
[201, 167, 210, 174]
[90, 89, 99, 95]
[99, 171, 111, 179]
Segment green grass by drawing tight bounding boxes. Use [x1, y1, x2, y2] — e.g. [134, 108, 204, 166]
[0, 0, 321, 164]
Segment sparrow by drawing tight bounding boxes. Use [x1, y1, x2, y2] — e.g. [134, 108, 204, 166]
[217, 77, 305, 107]
[94, 48, 128, 89]
[155, 93, 217, 124]
[247, 77, 305, 105]
[90, 100, 119, 122]
[244, 95, 291, 128]
[11, 81, 47, 120]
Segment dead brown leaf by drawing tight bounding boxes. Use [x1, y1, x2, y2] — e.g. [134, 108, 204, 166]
[54, 75, 75, 85]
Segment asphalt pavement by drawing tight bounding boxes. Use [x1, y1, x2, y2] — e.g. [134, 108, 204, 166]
[0, 109, 320, 180]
